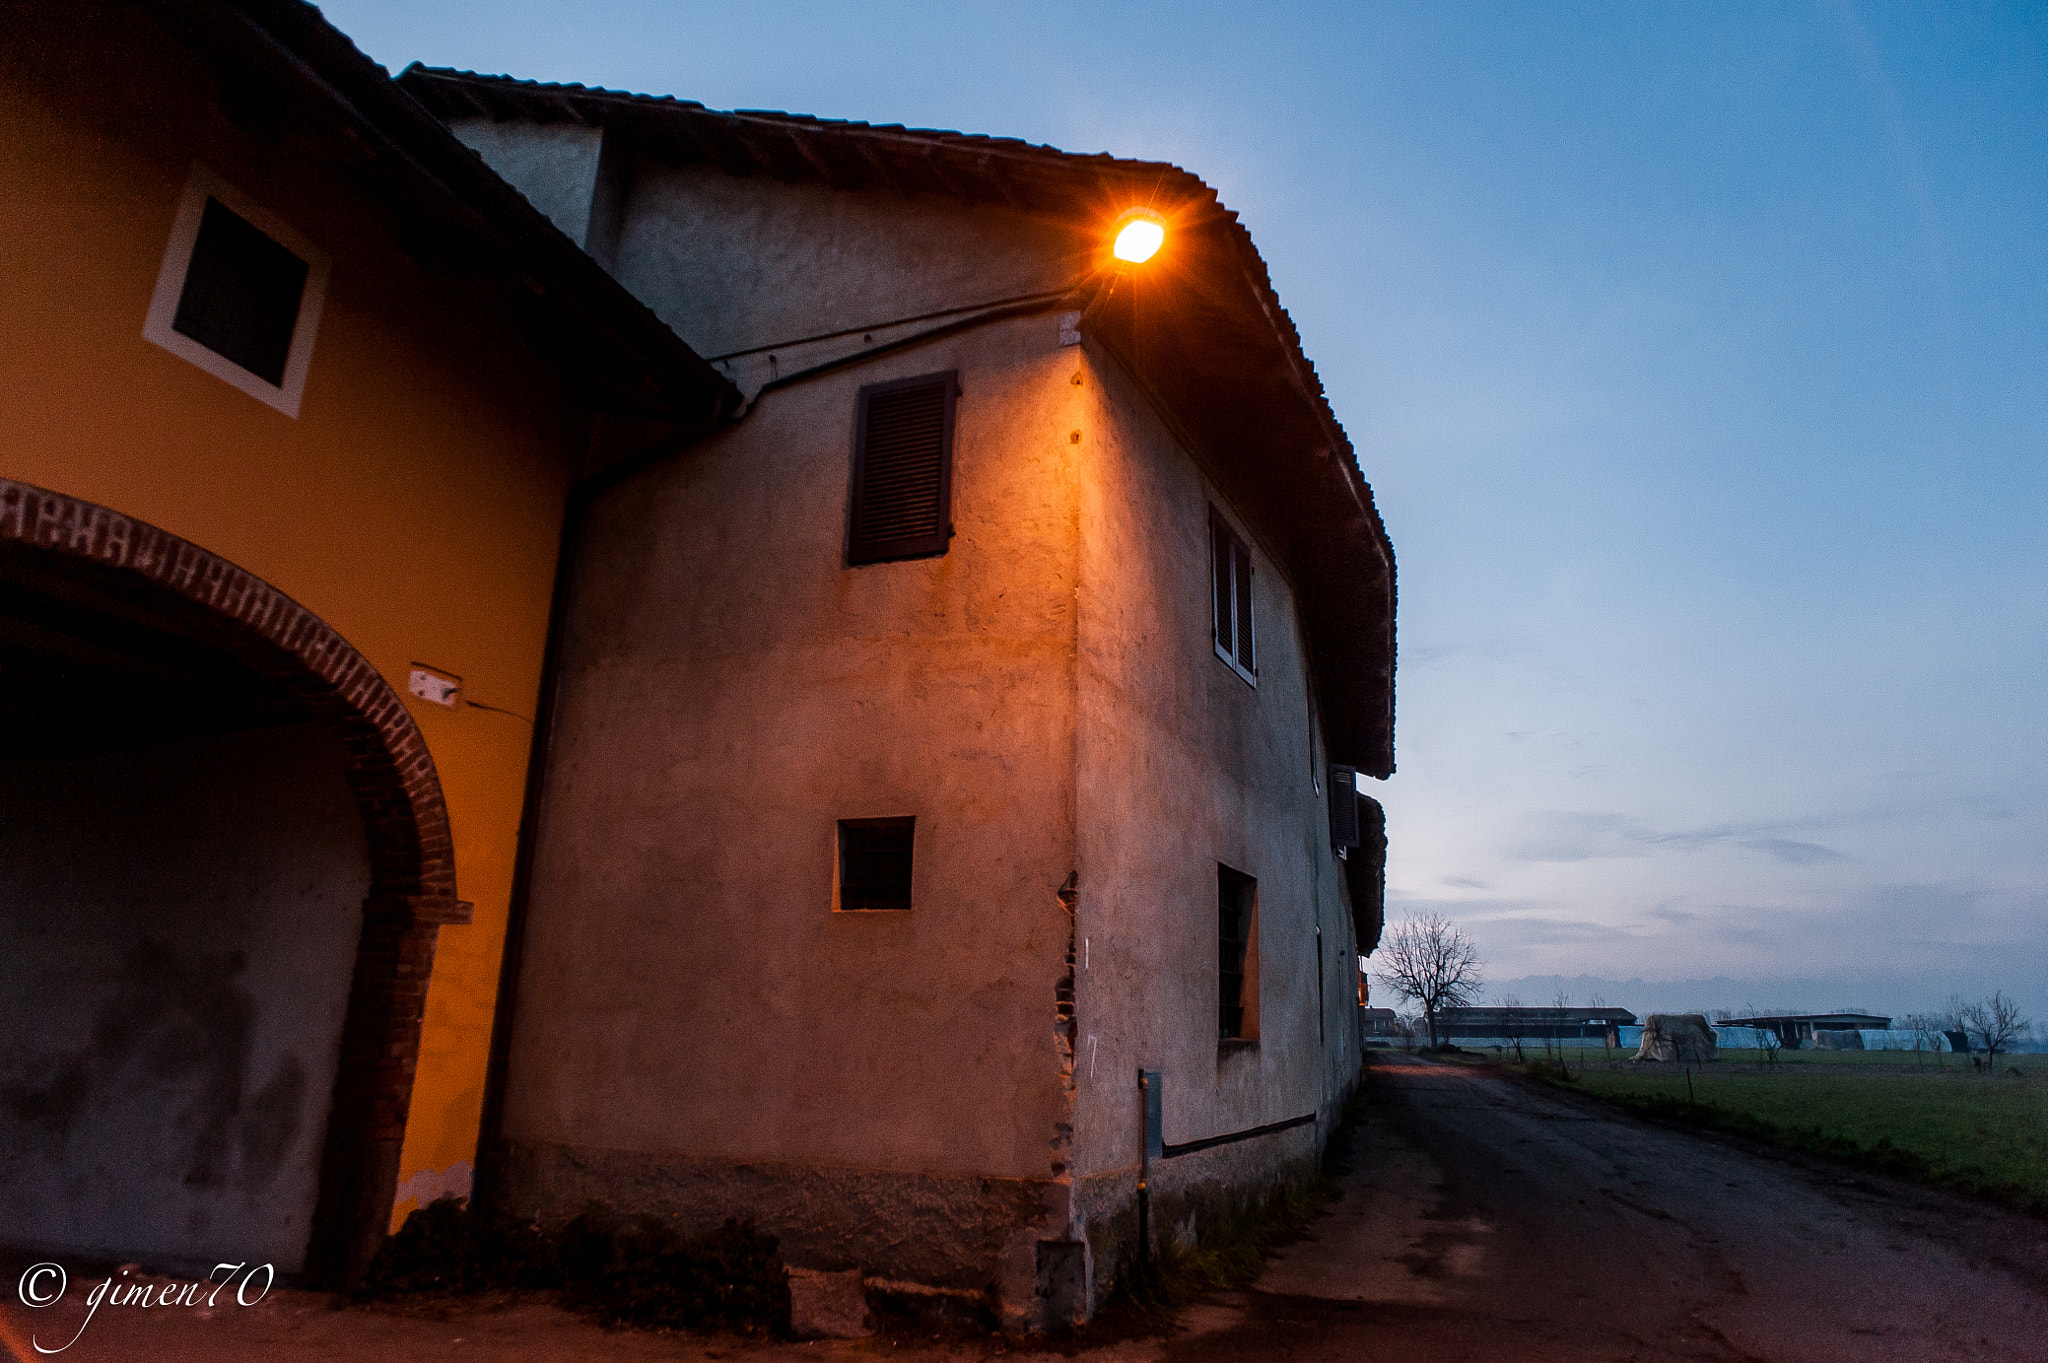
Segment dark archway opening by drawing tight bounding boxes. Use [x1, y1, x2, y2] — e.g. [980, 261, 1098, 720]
[0, 480, 459, 1284]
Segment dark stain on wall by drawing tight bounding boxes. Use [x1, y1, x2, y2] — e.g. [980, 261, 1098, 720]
[0, 937, 308, 1190]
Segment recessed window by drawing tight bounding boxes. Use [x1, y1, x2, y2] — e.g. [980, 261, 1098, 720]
[174, 197, 309, 385]
[143, 165, 329, 418]
[836, 817, 915, 912]
[1328, 763, 1360, 849]
[1218, 865, 1259, 1041]
[1210, 510, 1255, 684]
[848, 372, 956, 565]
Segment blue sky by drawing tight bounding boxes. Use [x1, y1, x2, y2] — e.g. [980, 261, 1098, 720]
[322, 1, 2048, 1020]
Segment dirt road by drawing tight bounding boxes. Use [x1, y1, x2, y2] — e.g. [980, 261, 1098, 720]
[1204, 1052, 2048, 1362]
[6, 1054, 2045, 1361]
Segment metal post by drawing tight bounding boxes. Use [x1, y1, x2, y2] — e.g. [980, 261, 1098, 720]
[1137, 1069, 1150, 1263]
[1138, 1068, 1163, 1263]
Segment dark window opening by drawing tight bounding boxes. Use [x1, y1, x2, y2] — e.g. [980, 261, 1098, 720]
[1210, 510, 1255, 683]
[172, 197, 309, 387]
[849, 372, 956, 564]
[1328, 763, 1360, 848]
[1218, 865, 1258, 1040]
[837, 817, 915, 911]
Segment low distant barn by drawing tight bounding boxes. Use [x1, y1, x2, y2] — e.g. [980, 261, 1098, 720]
[1721, 1013, 1891, 1050]
[1360, 1007, 1403, 1038]
[1437, 1007, 1639, 1045]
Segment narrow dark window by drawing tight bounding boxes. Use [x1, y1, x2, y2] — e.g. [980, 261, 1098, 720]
[1328, 763, 1360, 848]
[1210, 509, 1255, 683]
[172, 197, 309, 386]
[837, 817, 915, 911]
[848, 371, 956, 565]
[1218, 865, 1258, 1040]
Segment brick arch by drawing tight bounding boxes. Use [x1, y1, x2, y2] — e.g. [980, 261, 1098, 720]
[0, 477, 464, 1284]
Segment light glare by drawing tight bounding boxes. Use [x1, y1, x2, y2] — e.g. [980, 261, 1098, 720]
[1113, 217, 1165, 263]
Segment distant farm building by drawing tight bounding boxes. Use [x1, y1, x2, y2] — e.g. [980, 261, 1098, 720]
[1360, 1007, 1403, 1039]
[1721, 1013, 1891, 1050]
[1436, 1007, 1639, 1046]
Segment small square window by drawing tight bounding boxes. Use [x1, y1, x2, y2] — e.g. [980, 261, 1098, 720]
[1210, 510, 1255, 684]
[1218, 864, 1259, 1041]
[142, 165, 329, 418]
[836, 817, 915, 912]
[173, 197, 309, 386]
[848, 372, 956, 565]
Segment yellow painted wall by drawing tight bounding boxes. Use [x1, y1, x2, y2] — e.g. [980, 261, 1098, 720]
[0, 10, 575, 1227]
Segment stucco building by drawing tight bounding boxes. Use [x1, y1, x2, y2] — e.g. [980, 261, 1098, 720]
[400, 71, 1396, 1325]
[0, 0, 1393, 1327]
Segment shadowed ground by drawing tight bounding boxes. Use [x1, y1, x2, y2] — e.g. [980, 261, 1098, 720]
[4, 1053, 2044, 1360]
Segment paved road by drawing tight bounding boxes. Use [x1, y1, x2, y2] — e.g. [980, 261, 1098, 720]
[1173, 1053, 2048, 1363]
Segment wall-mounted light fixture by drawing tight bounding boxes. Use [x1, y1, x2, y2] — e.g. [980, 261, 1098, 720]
[1111, 207, 1166, 264]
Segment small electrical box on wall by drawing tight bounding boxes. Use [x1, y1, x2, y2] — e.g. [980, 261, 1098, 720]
[408, 665, 462, 708]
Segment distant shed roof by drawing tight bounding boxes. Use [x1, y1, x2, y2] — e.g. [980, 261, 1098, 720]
[1440, 1007, 1640, 1025]
[1722, 1013, 1893, 1030]
[397, 67, 1398, 779]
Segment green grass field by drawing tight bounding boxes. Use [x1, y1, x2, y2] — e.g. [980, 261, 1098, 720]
[1510, 1047, 2048, 1210]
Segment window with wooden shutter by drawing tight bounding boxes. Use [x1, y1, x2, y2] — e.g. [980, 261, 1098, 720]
[848, 371, 956, 565]
[1210, 509, 1256, 684]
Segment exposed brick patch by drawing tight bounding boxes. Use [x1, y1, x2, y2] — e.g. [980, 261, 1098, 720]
[1051, 873, 1079, 1182]
[0, 477, 460, 1284]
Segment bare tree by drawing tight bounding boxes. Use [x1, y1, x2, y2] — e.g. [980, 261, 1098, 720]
[1547, 989, 1574, 1064]
[1743, 1002, 1782, 1070]
[1905, 1012, 1942, 1067]
[1960, 991, 2031, 1067]
[1495, 992, 1525, 1062]
[1939, 994, 1972, 1054]
[1375, 913, 1482, 1049]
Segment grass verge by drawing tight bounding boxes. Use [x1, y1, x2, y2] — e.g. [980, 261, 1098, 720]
[1516, 1060, 2048, 1215]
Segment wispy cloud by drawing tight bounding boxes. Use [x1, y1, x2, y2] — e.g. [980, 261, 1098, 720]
[1506, 812, 1848, 865]
[1739, 838, 1845, 865]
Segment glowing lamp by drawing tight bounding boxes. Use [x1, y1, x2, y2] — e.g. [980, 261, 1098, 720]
[1112, 209, 1165, 264]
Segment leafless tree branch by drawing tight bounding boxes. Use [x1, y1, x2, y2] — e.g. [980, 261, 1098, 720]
[1373, 913, 1482, 1049]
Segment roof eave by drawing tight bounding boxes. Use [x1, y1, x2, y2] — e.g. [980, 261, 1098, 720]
[398, 68, 1394, 767]
[146, 0, 740, 424]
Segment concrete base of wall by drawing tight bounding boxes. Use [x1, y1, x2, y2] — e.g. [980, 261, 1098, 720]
[496, 1139, 1071, 1324]
[1068, 1118, 1325, 1316]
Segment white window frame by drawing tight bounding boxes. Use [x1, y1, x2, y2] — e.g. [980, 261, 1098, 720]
[143, 163, 330, 418]
[1210, 507, 1257, 686]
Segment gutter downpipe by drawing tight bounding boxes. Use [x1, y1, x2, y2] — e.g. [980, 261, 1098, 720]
[1137, 1069, 1151, 1267]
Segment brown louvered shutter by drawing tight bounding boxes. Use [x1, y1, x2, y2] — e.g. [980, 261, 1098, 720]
[848, 371, 956, 564]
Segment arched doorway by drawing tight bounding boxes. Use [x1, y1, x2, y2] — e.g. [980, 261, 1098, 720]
[0, 479, 461, 1283]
